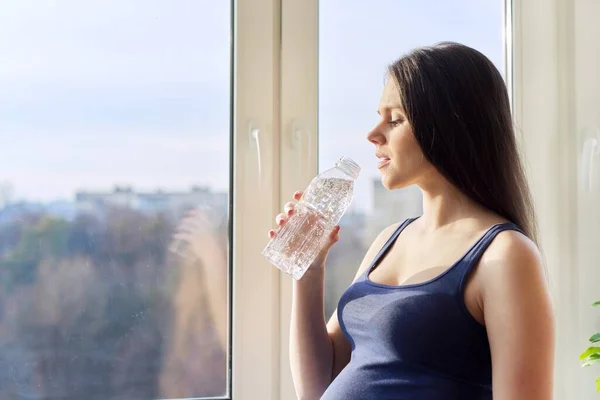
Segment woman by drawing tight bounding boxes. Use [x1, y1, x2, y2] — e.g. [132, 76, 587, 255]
[160, 207, 228, 397]
[269, 42, 555, 399]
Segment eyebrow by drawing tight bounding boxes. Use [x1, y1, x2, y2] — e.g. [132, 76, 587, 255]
[377, 106, 404, 115]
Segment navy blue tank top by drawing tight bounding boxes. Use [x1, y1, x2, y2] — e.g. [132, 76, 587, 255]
[320, 218, 523, 400]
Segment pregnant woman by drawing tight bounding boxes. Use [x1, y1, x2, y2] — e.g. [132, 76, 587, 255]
[270, 42, 555, 400]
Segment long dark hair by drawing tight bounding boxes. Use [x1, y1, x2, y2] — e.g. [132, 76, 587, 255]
[388, 42, 538, 244]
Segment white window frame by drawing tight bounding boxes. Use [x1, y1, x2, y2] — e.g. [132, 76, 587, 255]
[232, 0, 282, 398]
[232, 0, 317, 397]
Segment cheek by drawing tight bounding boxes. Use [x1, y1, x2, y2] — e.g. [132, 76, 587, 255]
[391, 131, 424, 169]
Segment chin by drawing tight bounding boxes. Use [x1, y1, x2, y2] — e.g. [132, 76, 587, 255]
[380, 173, 410, 191]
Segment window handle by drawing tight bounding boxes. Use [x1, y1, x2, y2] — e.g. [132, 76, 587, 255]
[581, 128, 600, 193]
[249, 122, 263, 187]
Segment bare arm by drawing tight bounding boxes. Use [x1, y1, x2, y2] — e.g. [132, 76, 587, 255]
[480, 231, 555, 399]
[198, 232, 228, 350]
[289, 263, 333, 399]
[175, 210, 228, 350]
[275, 193, 399, 399]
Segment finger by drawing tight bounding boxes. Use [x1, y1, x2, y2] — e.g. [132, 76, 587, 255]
[330, 225, 341, 241]
[172, 231, 194, 243]
[268, 229, 276, 238]
[319, 226, 340, 256]
[177, 216, 212, 234]
[180, 217, 210, 232]
[284, 201, 296, 215]
[293, 191, 303, 200]
[275, 213, 287, 226]
[180, 212, 212, 227]
[173, 229, 214, 242]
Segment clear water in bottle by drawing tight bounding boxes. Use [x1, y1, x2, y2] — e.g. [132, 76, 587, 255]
[262, 157, 360, 279]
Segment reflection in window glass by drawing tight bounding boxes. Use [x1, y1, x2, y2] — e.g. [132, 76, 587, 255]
[319, 0, 505, 317]
[0, 1, 231, 398]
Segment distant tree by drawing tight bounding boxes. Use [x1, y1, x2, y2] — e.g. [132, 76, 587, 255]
[0, 205, 229, 399]
[67, 213, 103, 257]
[0, 214, 69, 290]
[0, 208, 176, 399]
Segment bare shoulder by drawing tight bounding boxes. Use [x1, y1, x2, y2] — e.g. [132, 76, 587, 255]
[374, 222, 403, 245]
[477, 228, 550, 304]
[479, 229, 543, 274]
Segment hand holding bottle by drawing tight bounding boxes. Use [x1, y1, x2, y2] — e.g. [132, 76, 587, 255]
[268, 190, 341, 271]
[263, 156, 360, 279]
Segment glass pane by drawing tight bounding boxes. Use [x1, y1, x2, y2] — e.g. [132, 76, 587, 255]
[318, 0, 505, 317]
[0, 1, 231, 399]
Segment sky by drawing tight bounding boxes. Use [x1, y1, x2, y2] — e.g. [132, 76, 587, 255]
[0, 0, 504, 210]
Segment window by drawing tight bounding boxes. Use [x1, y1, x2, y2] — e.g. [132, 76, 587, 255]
[0, 1, 231, 398]
[3, 1, 591, 399]
[317, 0, 506, 318]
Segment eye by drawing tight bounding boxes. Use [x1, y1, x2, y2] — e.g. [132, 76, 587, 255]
[388, 118, 403, 127]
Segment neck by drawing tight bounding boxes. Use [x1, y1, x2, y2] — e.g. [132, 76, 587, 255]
[417, 174, 484, 233]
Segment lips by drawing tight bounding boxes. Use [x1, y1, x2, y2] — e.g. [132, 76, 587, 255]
[376, 152, 391, 169]
[377, 159, 391, 169]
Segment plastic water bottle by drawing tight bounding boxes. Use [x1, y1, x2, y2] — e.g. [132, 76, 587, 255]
[262, 156, 360, 279]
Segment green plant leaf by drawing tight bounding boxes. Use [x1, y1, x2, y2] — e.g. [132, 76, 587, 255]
[582, 354, 600, 367]
[592, 300, 600, 307]
[590, 333, 600, 344]
[596, 376, 600, 392]
[580, 347, 600, 362]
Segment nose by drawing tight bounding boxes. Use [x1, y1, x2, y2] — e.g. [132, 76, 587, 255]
[367, 124, 385, 145]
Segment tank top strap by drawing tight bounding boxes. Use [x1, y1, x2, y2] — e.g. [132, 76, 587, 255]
[360, 217, 418, 280]
[454, 222, 524, 293]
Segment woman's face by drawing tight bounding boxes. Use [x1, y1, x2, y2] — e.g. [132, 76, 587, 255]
[367, 79, 435, 190]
